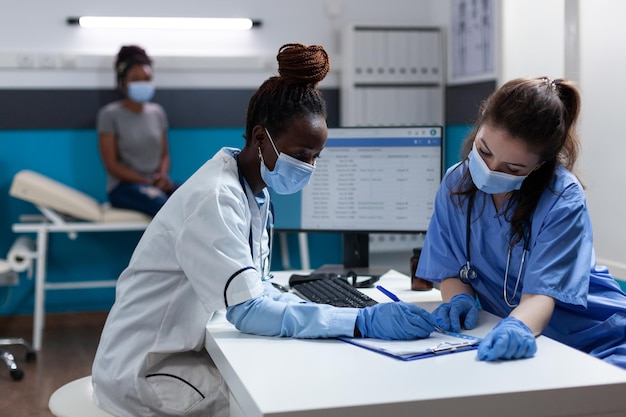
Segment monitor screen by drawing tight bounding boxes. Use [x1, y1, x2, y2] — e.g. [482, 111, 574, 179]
[270, 125, 443, 269]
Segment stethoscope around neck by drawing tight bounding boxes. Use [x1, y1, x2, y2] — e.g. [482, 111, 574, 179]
[459, 193, 531, 307]
[236, 152, 274, 281]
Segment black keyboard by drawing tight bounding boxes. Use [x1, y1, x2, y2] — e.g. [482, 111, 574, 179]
[289, 274, 378, 308]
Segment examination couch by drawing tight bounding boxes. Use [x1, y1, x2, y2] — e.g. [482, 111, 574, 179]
[8, 170, 151, 351]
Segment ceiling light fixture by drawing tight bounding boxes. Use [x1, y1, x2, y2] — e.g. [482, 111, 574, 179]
[67, 16, 261, 30]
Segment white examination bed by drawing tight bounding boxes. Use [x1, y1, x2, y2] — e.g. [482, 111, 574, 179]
[9, 170, 151, 350]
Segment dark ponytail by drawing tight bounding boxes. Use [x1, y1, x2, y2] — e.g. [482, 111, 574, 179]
[452, 77, 582, 245]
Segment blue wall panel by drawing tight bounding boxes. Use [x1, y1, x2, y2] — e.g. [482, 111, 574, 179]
[444, 124, 473, 170]
[0, 128, 254, 315]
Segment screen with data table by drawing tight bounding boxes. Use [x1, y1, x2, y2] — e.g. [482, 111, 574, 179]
[271, 126, 442, 232]
[269, 125, 442, 268]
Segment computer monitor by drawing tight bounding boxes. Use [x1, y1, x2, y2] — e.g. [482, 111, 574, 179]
[271, 125, 443, 272]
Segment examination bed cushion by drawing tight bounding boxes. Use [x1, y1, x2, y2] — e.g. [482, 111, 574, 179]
[9, 170, 151, 223]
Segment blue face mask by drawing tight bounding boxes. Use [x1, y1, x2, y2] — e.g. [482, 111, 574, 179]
[468, 142, 528, 194]
[260, 128, 315, 195]
[127, 81, 155, 103]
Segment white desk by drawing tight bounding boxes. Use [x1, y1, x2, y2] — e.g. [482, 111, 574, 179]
[206, 270, 626, 417]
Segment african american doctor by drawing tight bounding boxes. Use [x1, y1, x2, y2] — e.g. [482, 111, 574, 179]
[92, 43, 435, 417]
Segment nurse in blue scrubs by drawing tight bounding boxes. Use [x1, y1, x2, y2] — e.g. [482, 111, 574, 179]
[417, 77, 626, 368]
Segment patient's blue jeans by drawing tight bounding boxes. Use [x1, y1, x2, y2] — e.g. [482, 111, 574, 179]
[109, 182, 178, 217]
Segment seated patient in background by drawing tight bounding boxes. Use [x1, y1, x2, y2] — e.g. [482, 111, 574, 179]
[97, 44, 179, 217]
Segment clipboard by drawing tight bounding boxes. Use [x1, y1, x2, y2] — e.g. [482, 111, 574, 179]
[338, 330, 481, 361]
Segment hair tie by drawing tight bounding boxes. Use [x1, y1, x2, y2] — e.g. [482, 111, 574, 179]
[543, 77, 557, 92]
[116, 62, 130, 77]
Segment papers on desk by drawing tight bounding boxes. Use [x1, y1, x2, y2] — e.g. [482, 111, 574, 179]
[339, 331, 481, 361]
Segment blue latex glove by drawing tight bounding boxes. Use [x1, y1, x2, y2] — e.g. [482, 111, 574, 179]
[477, 316, 537, 361]
[356, 302, 435, 340]
[431, 293, 479, 332]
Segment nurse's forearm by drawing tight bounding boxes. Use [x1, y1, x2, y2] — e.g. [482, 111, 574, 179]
[439, 277, 475, 302]
[510, 294, 555, 336]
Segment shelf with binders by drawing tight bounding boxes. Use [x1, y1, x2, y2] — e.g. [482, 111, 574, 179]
[341, 85, 444, 127]
[347, 27, 443, 86]
[341, 24, 444, 127]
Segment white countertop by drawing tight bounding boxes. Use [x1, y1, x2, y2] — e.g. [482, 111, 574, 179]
[206, 269, 626, 417]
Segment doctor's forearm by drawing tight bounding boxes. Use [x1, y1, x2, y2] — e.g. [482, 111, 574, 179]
[226, 295, 358, 338]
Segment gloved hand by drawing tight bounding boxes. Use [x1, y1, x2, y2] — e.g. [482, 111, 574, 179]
[356, 302, 435, 340]
[431, 293, 479, 332]
[477, 316, 537, 361]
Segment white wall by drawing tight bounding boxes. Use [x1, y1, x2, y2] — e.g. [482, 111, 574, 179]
[0, 0, 447, 89]
[577, 0, 626, 279]
[499, 0, 565, 82]
[499, 0, 626, 279]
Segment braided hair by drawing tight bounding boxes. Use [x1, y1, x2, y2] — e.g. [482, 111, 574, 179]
[244, 43, 329, 144]
[115, 45, 152, 87]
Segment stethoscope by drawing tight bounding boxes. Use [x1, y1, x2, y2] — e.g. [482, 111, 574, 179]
[262, 208, 274, 280]
[236, 153, 274, 281]
[459, 193, 531, 307]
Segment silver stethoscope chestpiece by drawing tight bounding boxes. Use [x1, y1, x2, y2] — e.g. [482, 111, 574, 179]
[459, 262, 478, 284]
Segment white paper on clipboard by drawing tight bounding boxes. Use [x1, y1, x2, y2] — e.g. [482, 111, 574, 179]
[339, 331, 481, 360]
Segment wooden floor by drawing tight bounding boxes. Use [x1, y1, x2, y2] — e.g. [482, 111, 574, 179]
[0, 311, 108, 417]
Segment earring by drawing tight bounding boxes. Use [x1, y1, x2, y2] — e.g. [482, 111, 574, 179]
[258, 147, 263, 160]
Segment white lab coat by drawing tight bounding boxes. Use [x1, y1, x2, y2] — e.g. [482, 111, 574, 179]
[92, 148, 267, 417]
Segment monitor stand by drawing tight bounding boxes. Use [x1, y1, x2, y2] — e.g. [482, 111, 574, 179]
[314, 232, 391, 278]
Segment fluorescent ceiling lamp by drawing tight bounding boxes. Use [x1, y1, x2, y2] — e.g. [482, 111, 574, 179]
[67, 16, 261, 30]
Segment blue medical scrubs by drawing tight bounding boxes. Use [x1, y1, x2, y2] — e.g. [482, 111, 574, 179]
[417, 161, 626, 368]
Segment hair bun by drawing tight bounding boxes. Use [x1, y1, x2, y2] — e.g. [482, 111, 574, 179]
[276, 43, 330, 86]
[115, 45, 152, 85]
[116, 45, 152, 67]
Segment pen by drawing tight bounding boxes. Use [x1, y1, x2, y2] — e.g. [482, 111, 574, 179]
[375, 285, 447, 334]
[376, 285, 401, 302]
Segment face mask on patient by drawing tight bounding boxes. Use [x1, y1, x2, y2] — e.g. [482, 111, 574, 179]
[127, 81, 155, 103]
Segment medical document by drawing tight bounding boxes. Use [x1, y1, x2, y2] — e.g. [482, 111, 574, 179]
[339, 331, 481, 361]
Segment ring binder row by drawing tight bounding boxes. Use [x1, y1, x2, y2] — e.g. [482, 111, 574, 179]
[341, 24, 444, 128]
[351, 28, 442, 84]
